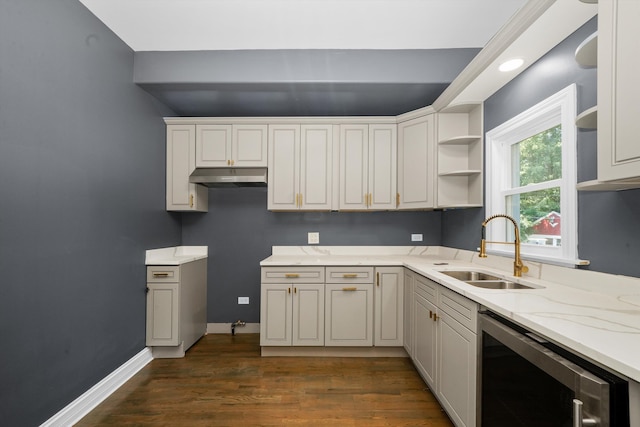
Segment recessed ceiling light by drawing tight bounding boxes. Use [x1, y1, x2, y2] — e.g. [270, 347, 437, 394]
[499, 58, 524, 72]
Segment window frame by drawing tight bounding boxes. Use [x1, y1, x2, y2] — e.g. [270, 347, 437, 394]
[485, 84, 578, 265]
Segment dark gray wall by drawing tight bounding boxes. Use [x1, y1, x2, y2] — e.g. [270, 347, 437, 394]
[0, 1, 180, 425]
[181, 188, 442, 323]
[443, 17, 640, 278]
[134, 49, 481, 116]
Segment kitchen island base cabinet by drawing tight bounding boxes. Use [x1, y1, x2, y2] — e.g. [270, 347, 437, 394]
[146, 259, 207, 358]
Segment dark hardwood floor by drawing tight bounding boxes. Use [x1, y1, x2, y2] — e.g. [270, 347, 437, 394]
[76, 334, 454, 426]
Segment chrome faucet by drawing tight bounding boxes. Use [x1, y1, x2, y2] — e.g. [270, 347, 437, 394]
[479, 214, 529, 277]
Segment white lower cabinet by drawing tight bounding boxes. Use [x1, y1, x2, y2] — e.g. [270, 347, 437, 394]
[374, 267, 404, 346]
[260, 267, 325, 346]
[325, 266, 375, 346]
[403, 269, 415, 355]
[261, 266, 403, 349]
[146, 260, 207, 358]
[407, 269, 478, 427]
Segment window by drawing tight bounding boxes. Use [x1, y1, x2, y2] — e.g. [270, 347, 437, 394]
[485, 85, 578, 265]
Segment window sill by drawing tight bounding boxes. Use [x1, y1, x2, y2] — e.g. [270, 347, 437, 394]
[482, 248, 590, 268]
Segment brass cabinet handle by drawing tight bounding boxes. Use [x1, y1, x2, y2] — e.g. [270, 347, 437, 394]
[190, 193, 194, 208]
[231, 159, 235, 166]
[153, 272, 170, 277]
[227, 159, 230, 166]
[368, 193, 373, 207]
[288, 287, 291, 294]
[433, 313, 439, 322]
[376, 272, 380, 287]
[295, 193, 300, 207]
[429, 310, 433, 319]
[294, 287, 297, 294]
[342, 287, 357, 291]
[396, 192, 400, 207]
[343, 273, 358, 278]
[285, 273, 300, 278]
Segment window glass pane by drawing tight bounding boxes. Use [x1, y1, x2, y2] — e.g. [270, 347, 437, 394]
[511, 125, 562, 187]
[506, 188, 561, 247]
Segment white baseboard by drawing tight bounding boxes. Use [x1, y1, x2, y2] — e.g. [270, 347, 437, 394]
[40, 347, 153, 427]
[207, 322, 260, 334]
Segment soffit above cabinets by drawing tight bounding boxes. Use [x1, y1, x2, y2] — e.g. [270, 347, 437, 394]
[78, 0, 596, 116]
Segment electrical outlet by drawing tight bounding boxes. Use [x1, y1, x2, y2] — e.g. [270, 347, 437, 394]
[238, 297, 249, 305]
[308, 232, 320, 244]
[411, 233, 423, 242]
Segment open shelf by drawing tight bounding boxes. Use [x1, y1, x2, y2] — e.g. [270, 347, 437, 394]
[575, 31, 598, 68]
[577, 179, 640, 191]
[438, 135, 481, 145]
[439, 170, 482, 177]
[576, 106, 598, 129]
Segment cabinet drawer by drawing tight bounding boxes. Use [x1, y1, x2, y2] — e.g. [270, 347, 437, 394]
[147, 266, 180, 282]
[325, 266, 374, 283]
[439, 287, 478, 333]
[261, 267, 325, 283]
[414, 275, 438, 305]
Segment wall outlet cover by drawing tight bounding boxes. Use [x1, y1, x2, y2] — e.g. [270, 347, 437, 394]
[308, 232, 320, 244]
[238, 297, 250, 305]
[411, 234, 423, 242]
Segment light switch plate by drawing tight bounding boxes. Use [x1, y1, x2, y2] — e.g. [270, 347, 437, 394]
[308, 232, 320, 244]
[238, 297, 249, 305]
[411, 234, 423, 242]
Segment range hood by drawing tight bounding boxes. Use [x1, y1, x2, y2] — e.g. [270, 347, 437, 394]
[189, 168, 267, 187]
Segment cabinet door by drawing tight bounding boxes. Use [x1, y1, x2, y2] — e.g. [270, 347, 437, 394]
[437, 311, 477, 427]
[374, 267, 404, 347]
[260, 284, 292, 346]
[146, 283, 180, 346]
[369, 124, 397, 210]
[403, 269, 414, 356]
[166, 124, 208, 212]
[339, 124, 369, 210]
[598, 0, 640, 181]
[325, 283, 373, 346]
[196, 124, 232, 167]
[397, 115, 435, 209]
[292, 284, 325, 346]
[300, 124, 333, 210]
[233, 124, 268, 167]
[268, 125, 300, 210]
[413, 292, 437, 390]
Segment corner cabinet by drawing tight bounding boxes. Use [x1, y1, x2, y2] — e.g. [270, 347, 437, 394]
[436, 103, 483, 208]
[166, 124, 208, 212]
[267, 124, 333, 211]
[397, 114, 436, 209]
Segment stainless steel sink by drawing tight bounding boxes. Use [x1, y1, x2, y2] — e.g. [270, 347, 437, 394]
[439, 270, 501, 281]
[439, 270, 538, 290]
[465, 280, 534, 290]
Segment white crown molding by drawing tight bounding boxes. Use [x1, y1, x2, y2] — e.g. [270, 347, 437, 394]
[432, 0, 556, 111]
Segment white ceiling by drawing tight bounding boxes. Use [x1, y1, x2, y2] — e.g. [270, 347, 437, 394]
[79, 0, 527, 51]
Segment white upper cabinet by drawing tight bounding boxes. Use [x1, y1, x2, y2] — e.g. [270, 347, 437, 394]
[196, 124, 267, 168]
[597, 0, 640, 183]
[166, 124, 208, 212]
[268, 124, 333, 211]
[339, 124, 397, 210]
[397, 114, 435, 209]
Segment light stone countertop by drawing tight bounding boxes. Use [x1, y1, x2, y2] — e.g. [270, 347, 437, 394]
[261, 245, 640, 383]
[145, 246, 208, 265]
